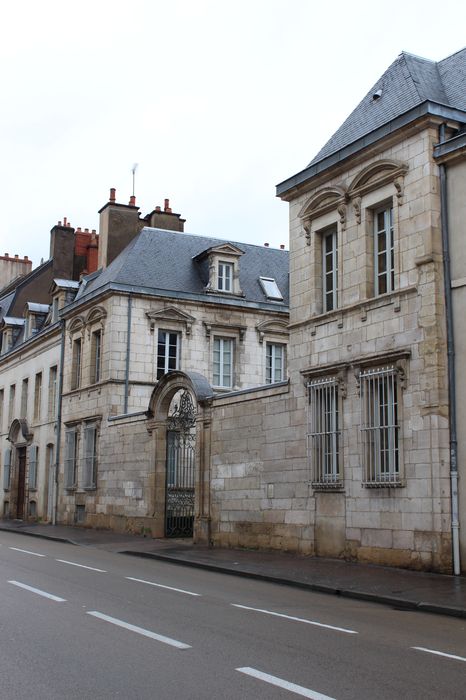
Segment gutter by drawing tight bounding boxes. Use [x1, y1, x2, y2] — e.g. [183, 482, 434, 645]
[53, 319, 66, 525]
[438, 123, 461, 575]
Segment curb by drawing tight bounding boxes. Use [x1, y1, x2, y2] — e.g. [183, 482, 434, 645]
[0, 525, 76, 546]
[121, 550, 466, 620]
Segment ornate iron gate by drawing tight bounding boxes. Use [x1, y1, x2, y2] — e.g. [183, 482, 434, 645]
[165, 391, 196, 537]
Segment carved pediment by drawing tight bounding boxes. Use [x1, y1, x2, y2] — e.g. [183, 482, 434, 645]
[298, 186, 347, 222]
[8, 418, 33, 444]
[256, 319, 289, 343]
[85, 306, 107, 325]
[68, 316, 85, 334]
[193, 243, 245, 261]
[348, 159, 408, 197]
[146, 306, 196, 335]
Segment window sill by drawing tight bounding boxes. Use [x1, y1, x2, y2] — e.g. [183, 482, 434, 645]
[312, 481, 344, 492]
[362, 479, 404, 489]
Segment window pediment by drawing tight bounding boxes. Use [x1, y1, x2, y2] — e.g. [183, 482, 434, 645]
[256, 319, 288, 343]
[194, 243, 245, 260]
[348, 159, 408, 198]
[298, 186, 347, 222]
[85, 306, 107, 325]
[68, 316, 85, 335]
[146, 307, 196, 335]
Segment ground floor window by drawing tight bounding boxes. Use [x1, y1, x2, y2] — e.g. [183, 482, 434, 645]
[308, 377, 341, 487]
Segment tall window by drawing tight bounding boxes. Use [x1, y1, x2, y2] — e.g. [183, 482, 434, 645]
[323, 227, 338, 312]
[90, 330, 102, 384]
[48, 366, 58, 419]
[0, 389, 4, 432]
[64, 427, 78, 489]
[157, 330, 180, 380]
[71, 338, 82, 390]
[8, 384, 15, 424]
[218, 261, 233, 292]
[34, 372, 42, 421]
[82, 423, 98, 489]
[266, 343, 285, 384]
[3, 448, 12, 490]
[374, 206, 394, 295]
[308, 378, 341, 487]
[213, 337, 233, 388]
[21, 378, 29, 418]
[360, 366, 400, 485]
[28, 445, 38, 490]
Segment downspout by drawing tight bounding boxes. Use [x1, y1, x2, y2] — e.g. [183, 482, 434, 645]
[53, 319, 66, 526]
[438, 123, 460, 575]
[124, 294, 132, 414]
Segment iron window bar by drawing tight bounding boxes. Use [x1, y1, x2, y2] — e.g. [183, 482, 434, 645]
[308, 377, 342, 489]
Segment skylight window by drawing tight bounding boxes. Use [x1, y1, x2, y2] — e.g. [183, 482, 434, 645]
[259, 277, 283, 301]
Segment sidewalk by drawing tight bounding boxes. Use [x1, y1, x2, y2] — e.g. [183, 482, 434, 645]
[1, 519, 466, 619]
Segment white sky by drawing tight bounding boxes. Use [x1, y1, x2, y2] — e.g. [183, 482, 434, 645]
[0, 0, 465, 266]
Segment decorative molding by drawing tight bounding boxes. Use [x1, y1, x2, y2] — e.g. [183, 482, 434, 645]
[353, 196, 362, 224]
[146, 306, 196, 335]
[348, 159, 408, 199]
[203, 322, 246, 342]
[255, 319, 288, 343]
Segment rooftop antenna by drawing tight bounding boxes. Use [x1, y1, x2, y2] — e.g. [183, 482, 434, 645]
[131, 163, 138, 197]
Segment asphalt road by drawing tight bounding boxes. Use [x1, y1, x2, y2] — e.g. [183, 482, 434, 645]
[1, 531, 465, 700]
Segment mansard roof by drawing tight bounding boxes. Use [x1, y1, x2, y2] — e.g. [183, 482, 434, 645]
[277, 48, 466, 196]
[73, 227, 289, 310]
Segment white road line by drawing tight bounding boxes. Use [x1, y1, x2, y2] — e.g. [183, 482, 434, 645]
[9, 546, 45, 557]
[126, 576, 200, 597]
[232, 603, 357, 635]
[237, 667, 336, 700]
[56, 559, 107, 573]
[412, 646, 466, 663]
[86, 611, 191, 649]
[8, 580, 66, 602]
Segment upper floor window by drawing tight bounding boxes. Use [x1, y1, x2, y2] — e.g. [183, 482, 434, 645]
[213, 337, 233, 388]
[360, 365, 400, 486]
[34, 372, 42, 421]
[71, 338, 82, 390]
[323, 227, 338, 312]
[259, 277, 283, 302]
[218, 261, 233, 292]
[48, 366, 58, 419]
[20, 378, 28, 418]
[0, 389, 4, 432]
[266, 343, 285, 384]
[374, 206, 394, 295]
[308, 377, 341, 488]
[157, 330, 180, 380]
[8, 384, 15, 424]
[90, 330, 102, 384]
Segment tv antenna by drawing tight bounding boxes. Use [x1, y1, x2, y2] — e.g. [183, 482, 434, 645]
[131, 163, 138, 197]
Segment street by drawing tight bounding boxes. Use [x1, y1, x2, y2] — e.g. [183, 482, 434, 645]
[0, 530, 465, 699]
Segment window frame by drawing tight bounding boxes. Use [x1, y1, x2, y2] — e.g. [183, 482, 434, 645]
[71, 337, 82, 391]
[213, 336, 234, 389]
[360, 365, 402, 487]
[34, 372, 42, 422]
[308, 377, 342, 489]
[82, 422, 98, 490]
[156, 329, 181, 380]
[90, 329, 102, 384]
[217, 261, 234, 293]
[373, 205, 394, 296]
[265, 342, 285, 384]
[322, 226, 338, 312]
[28, 444, 38, 491]
[48, 366, 58, 419]
[64, 427, 78, 490]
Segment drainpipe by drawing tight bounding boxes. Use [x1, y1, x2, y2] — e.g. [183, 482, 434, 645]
[438, 123, 460, 575]
[53, 319, 66, 526]
[124, 294, 132, 414]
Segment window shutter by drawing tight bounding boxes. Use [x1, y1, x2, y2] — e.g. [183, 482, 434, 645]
[28, 445, 38, 490]
[83, 425, 96, 488]
[64, 430, 76, 488]
[3, 448, 11, 490]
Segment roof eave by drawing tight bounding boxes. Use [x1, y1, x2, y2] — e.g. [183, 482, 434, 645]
[276, 102, 466, 199]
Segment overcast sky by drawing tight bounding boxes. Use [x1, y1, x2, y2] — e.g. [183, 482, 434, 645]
[0, 0, 465, 267]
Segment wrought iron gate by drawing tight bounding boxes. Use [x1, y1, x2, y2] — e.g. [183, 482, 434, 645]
[165, 391, 196, 537]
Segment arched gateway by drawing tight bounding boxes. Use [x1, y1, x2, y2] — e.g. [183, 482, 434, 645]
[146, 371, 214, 541]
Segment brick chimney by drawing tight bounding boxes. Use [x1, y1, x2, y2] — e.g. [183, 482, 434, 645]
[98, 188, 144, 269]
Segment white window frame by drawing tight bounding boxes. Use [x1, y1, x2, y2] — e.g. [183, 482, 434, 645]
[157, 330, 180, 380]
[213, 336, 234, 388]
[266, 343, 285, 384]
[34, 372, 42, 421]
[374, 206, 394, 296]
[308, 377, 341, 487]
[322, 227, 338, 312]
[64, 427, 78, 489]
[48, 366, 58, 419]
[217, 261, 233, 292]
[82, 423, 98, 489]
[360, 365, 401, 486]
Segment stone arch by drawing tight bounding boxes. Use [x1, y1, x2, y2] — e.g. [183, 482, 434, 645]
[146, 371, 214, 541]
[347, 159, 408, 196]
[8, 418, 33, 445]
[7, 419, 33, 521]
[297, 185, 347, 221]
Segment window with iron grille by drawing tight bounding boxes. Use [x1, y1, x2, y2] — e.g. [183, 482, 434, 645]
[266, 343, 285, 384]
[64, 427, 78, 489]
[360, 366, 401, 486]
[28, 445, 38, 490]
[308, 378, 341, 487]
[82, 423, 97, 489]
[374, 206, 394, 295]
[322, 227, 338, 312]
[157, 330, 180, 380]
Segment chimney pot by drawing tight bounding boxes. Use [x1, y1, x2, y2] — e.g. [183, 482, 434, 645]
[164, 198, 170, 211]
[280, 244, 285, 249]
[15, 254, 19, 259]
[77, 227, 82, 232]
[129, 195, 136, 206]
[63, 217, 67, 227]
[110, 187, 116, 203]
[24, 256, 29, 261]
[58, 220, 62, 226]
[264, 242, 269, 247]
[155, 205, 161, 212]
[84, 228, 89, 233]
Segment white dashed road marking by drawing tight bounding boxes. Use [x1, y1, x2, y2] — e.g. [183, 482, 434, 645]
[56, 559, 107, 573]
[9, 547, 45, 557]
[237, 667, 337, 699]
[8, 580, 66, 602]
[86, 611, 191, 649]
[232, 604, 358, 634]
[126, 576, 200, 596]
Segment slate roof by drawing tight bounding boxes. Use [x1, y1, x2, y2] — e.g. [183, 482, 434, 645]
[277, 48, 466, 196]
[75, 227, 289, 309]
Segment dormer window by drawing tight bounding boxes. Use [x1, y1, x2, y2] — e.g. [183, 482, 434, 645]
[218, 261, 233, 292]
[259, 277, 283, 301]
